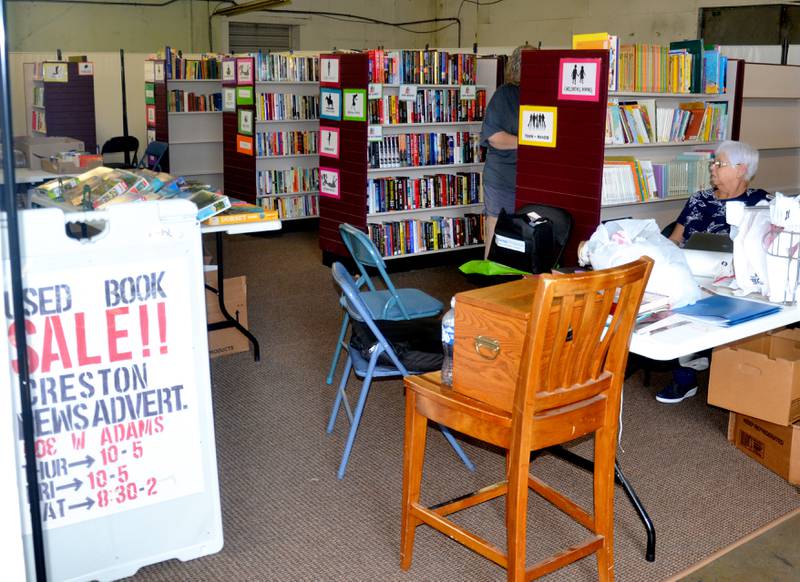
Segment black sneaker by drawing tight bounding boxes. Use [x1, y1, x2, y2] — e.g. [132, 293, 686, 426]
[655, 382, 698, 404]
[656, 367, 698, 404]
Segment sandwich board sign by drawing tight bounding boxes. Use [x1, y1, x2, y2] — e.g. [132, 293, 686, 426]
[2, 201, 223, 580]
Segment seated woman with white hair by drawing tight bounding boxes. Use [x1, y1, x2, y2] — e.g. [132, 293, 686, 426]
[668, 140, 768, 246]
[657, 140, 769, 405]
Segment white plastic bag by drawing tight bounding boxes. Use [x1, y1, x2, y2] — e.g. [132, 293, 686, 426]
[579, 219, 701, 308]
[727, 201, 771, 297]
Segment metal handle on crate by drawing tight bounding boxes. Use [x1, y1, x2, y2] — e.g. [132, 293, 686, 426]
[474, 335, 500, 360]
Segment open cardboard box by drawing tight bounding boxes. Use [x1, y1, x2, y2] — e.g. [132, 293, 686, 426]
[709, 328, 800, 426]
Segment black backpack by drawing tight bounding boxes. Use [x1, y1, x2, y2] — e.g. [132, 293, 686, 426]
[349, 317, 443, 373]
[488, 209, 557, 274]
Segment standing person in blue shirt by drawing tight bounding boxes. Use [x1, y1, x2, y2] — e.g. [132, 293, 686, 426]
[480, 45, 530, 257]
[658, 140, 769, 404]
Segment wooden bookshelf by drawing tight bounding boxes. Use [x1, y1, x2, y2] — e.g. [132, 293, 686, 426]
[23, 61, 97, 152]
[317, 50, 494, 262]
[515, 49, 610, 265]
[222, 53, 320, 219]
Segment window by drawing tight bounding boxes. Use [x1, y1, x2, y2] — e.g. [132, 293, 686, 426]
[228, 22, 295, 53]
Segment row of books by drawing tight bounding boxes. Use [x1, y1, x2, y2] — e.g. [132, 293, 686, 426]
[367, 172, 482, 214]
[255, 130, 318, 157]
[256, 93, 319, 121]
[368, 214, 485, 258]
[167, 90, 223, 112]
[601, 153, 712, 205]
[617, 41, 727, 94]
[164, 48, 221, 80]
[254, 52, 319, 82]
[256, 167, 319, 197]
[260, 192, 319, 219]
[32, 86, 44, 108]
[367, 132, 483, 169]
[31, 110, 46, 133]
[367, 49, 478, 85]
[606, 100, 728, 144]
[368, 89, 486, 125]
[33, 166, 233, 221]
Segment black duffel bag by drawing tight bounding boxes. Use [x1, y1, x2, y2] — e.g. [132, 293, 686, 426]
[349, 317, 443, 373]
[488, 208, 557, 274]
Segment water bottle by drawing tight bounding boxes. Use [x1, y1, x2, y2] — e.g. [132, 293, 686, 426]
[441, 297, 456, 386]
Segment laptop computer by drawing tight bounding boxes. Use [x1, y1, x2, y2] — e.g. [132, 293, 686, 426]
[684, 232, 734, 253]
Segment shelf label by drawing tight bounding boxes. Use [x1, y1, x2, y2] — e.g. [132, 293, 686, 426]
[154, 62, 165, 83]
[460, 85, 477, 101]
[320, 126, 340, 158]
[78, 62, 94, 76]
[519, 105, 558, 148]
[558, 57, 601, 102]
[320, 166, 340, 198]
[368, 83, 382, 99]
[42, 62, 68, 83]
[367, 125, 382, 142]
[399, 84, 417, 102]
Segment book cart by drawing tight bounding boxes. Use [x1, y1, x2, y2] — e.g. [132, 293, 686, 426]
[221, 52, 321, 219]
[23, 60, 97, 152]
[317, 50, 496, 263]
[144, 52, 224, 190]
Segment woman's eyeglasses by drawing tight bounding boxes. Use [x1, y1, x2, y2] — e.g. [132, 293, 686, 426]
[708, 160, 739, 170]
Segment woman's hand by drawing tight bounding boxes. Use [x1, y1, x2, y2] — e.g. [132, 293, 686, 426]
[668, 223, 685, 245]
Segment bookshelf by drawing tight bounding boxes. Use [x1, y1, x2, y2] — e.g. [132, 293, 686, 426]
[514, 49, 610, 265]
[23, 61, 97, 152]
[145, 55, 224, 190]
[222, 52, 320, 220]
[737, 62, 800, 196]
[317, 50, 495, 262]
[599, 58, 742, 229]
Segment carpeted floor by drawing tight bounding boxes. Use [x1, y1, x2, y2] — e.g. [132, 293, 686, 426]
[124, 230, 800, 582]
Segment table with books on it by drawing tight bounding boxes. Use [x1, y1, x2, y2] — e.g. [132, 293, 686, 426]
[27, 166, 281, 362]
[629, 281, 800, 361]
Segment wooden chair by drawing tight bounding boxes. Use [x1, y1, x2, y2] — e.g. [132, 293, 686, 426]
[400, 257, 653, 581]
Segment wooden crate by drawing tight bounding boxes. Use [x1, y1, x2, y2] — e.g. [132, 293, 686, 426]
[453, 277, 538, 411]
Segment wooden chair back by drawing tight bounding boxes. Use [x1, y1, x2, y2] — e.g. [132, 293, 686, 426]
[517, 257, 653, 446]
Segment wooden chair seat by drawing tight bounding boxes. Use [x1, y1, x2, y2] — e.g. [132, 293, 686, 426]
[400, 258, 653, 581]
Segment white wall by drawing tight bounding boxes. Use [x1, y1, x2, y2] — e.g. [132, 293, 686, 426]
[433, 0, 788, 49]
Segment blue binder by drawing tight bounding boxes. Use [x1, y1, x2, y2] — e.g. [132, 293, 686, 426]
[674, 295, 781, 326]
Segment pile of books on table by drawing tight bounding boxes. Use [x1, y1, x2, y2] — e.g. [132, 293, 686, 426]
[32, 166, 277, 225]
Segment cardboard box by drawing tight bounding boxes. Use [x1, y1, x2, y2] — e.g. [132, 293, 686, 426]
[15, 136, 84, 170]
[41, 155, 102, 174]
[728, 412, 800, 485]
[204, 271, 249, 358]
[708, 328, 800, 426]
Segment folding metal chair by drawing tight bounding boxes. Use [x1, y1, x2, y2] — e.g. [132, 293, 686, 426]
[327, 262, 473, 480]
[326, 223, 443, 384]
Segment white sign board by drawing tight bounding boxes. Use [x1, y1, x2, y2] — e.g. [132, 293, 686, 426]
[4, 202, 222, 581]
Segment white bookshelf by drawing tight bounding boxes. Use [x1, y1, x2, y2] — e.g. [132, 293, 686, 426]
[254, 78, 320, 220]
[166, 78, 223, 191]
[599, 59, 740, 228]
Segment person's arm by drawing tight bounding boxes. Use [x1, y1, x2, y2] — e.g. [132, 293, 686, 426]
[668, 222, 685, 245]
[487, 130, 518, 150]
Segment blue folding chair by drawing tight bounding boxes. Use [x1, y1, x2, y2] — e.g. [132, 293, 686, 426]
[326, 223, 444, 384]
[327, 262, 474, 480]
